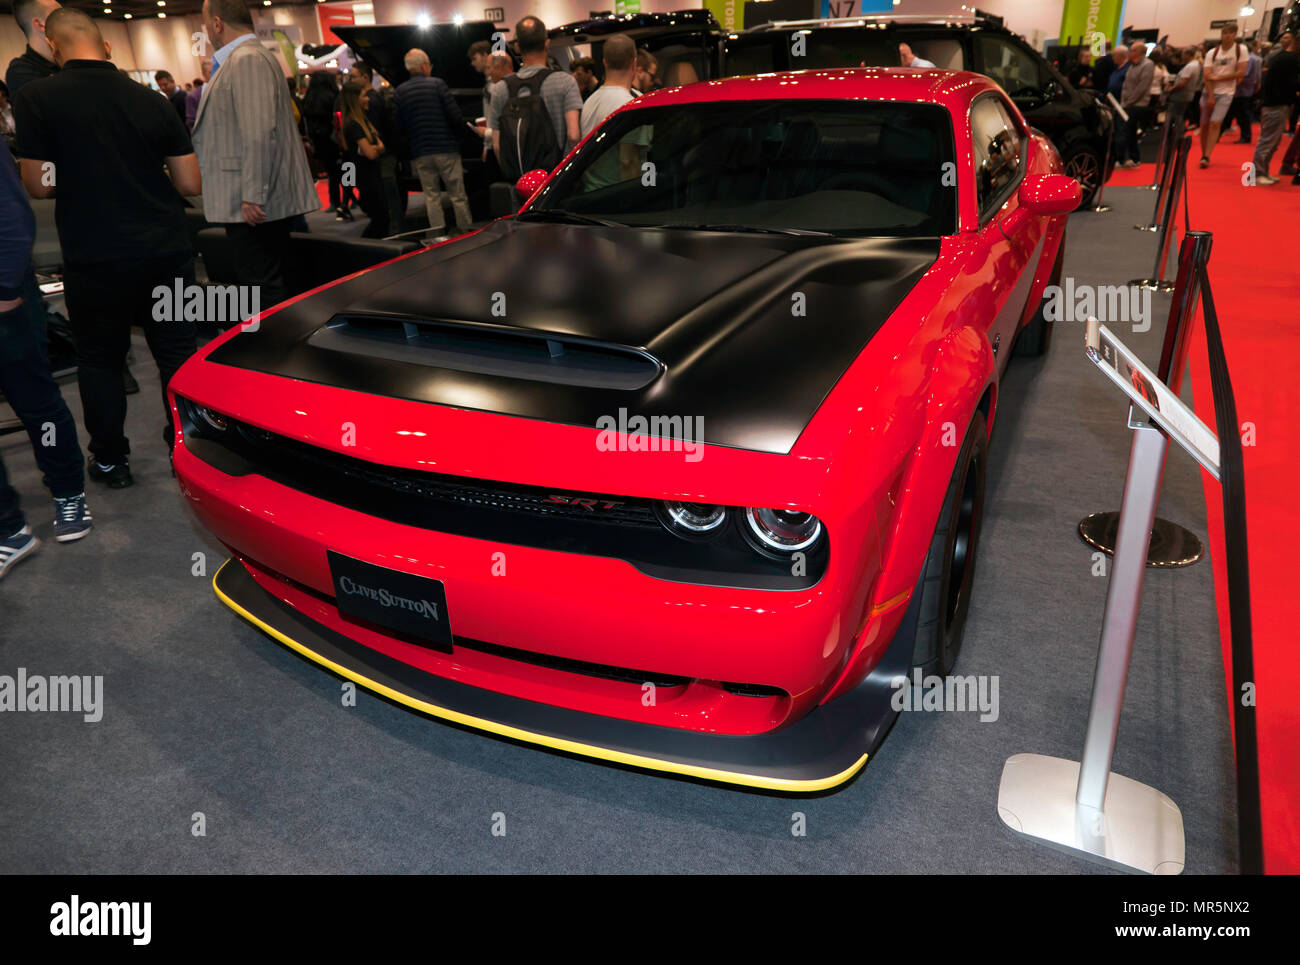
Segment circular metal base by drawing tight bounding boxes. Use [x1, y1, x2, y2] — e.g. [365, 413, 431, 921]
[1128, 278, 1177, 292]
[1078, 512, 1204, 567]
[1134, 223, 1160, 231]
[1088, 204, 1112, 213]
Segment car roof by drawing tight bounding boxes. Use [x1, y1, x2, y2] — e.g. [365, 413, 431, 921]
[734, 13, 1008, 37]
[549, 9, 721, 42]
[626, 67, 1004, 113]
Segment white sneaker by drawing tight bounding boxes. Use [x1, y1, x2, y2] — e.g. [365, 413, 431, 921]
[1255, 175, 1279, 185]
[0, 525, 39, 581]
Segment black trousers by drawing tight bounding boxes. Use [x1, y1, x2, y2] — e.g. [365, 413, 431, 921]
[225, 218, 296, 313]
[1225, 94, 1254, 141]
[0, 269, 84, 534]
[62, 252, 198, 465]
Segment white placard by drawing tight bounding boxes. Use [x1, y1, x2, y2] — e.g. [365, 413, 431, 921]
[1085, 318, 1221, 479]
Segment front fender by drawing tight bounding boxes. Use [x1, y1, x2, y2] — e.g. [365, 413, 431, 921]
[870, 324, 995, 623]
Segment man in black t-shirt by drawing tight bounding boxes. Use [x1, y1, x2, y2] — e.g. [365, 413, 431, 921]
[5, 0, 61, 100]
[14, 8, 202, 490]
[1254, 43, 1299, 183]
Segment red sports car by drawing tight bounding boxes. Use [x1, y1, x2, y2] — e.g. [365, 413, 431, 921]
[170, 69, 1079, 791]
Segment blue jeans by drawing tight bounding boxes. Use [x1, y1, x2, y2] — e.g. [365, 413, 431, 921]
[0, 268, 85, 534]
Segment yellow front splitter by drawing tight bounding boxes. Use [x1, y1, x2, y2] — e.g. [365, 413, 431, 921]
[214, 558, 910, 793]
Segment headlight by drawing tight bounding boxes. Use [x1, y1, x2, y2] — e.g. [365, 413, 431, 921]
[195, 405, 230, 433]
[656, 500, 727, 538]
[742, 507, 823, 556]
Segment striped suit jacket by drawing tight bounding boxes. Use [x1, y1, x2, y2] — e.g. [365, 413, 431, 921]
[192, 39, 318, 224]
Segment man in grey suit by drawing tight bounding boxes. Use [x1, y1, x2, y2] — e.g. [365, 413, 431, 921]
[193, 0, 317, 310]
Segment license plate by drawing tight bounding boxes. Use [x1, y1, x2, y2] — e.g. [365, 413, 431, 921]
[327, 551, 453, 652]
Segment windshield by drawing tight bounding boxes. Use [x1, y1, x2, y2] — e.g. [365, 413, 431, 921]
[529, 99, 957, 236]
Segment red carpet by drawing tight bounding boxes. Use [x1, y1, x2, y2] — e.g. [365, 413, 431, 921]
[1111, 134, 1300, 872]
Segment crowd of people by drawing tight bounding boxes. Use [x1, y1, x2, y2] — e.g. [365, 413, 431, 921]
[1067, 22, 1300, 184]
[0, 0, 321, 579]
[0, 2, 679, 582]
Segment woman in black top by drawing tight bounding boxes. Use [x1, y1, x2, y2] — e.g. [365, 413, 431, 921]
[339, 81, 388, 238]
[302, 72, 354, 220]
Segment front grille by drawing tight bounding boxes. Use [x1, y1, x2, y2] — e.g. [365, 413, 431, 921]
[262, 429, 662, 530]
[180, 398, 828, 590]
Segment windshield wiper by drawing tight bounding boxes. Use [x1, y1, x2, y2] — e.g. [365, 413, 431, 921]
[516, 209, 625, 228]
[650, 222, 832, 237]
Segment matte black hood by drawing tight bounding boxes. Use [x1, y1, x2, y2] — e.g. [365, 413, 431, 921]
[206, 220, 939, 454]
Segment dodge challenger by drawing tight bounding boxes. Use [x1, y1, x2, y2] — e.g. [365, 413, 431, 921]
[170, 69, 1080, 790]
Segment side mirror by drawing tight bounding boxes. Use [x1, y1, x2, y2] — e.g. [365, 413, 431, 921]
[1018, 173, 1082, 216]
[514, 169, 549, 209]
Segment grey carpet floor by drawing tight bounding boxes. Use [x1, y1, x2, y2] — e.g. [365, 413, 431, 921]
[0, 186, 1236, 873]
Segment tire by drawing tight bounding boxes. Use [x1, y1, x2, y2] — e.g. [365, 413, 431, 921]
[1013, 228, 1065, 358]
[908, 411, 988, 676]
[1060, 143, 1102, 209]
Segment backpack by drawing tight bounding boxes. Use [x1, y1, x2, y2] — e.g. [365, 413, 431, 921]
[498, 69, 561, 180]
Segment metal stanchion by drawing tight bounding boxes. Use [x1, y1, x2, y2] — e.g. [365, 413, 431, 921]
[1141, 107, 1175, 192]
[1136, 112, 1179, 230]
[1088, 96, 1126, 214]
[1088, 129, 1114, 213]
[1129, 136, 1190, 293]
[1081, 230, 1213, 567]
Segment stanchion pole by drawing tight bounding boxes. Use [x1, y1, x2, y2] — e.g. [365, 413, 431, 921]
[1136, 113, 1179, 229]
[1076, 417, 1168, 813]
[1130, 136, 1189, 292]
[1088, 97, 1121, 214]
[1142, 107, 1175, 192]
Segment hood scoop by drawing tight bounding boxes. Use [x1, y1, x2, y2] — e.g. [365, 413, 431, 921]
[308, 313, 663, 391]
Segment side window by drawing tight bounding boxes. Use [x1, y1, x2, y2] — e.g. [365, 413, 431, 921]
[971, 96, 1022, 217]
[976, 36, 1044, 105]
[896, 35, 965, 70]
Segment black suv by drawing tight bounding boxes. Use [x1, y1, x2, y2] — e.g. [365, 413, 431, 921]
[723, 14, 1114, 206]
[547, 10, 725, 87]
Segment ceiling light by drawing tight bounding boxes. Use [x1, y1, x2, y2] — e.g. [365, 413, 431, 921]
[124, 11, 132, 17]
[416, 12, 431, 28]
[453, 13, 464, 25]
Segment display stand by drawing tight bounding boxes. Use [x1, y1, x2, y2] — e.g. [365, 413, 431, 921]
[998, 313, 1224, 875]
